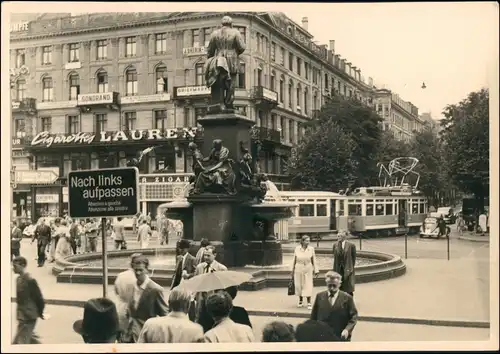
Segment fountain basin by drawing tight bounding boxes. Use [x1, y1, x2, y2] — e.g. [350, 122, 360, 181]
[53, 248, 406, 291]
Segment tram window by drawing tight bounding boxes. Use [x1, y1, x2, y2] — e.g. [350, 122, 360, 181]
[316, 204, 327, 216]
[338, 200, 345, 216]
[375, 204, 384, 216]
[366, 204, 374, 216]
[299, 204, 315, 217]
[419, 202, 425, 214]
[348, 204, 361, 216]
[412, 203, 418, 214]
[386, 203, 393, 215]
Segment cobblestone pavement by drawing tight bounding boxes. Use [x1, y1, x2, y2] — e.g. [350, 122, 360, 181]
[8, 304, 490, 345]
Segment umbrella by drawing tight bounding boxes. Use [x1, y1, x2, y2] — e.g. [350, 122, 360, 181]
[178, 270, 252, 293]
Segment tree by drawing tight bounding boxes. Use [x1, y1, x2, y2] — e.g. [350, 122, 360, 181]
[375, 130, 412, 167]
[290, 120, 357, 192]
[440, 88, 489, 209]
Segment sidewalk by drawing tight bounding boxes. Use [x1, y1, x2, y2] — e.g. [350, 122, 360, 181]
[11, 240, 490, 327]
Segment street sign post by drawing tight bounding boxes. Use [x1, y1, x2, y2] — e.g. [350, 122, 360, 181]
[68, 167, 139, 297]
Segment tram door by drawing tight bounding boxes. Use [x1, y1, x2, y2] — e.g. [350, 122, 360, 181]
[329, 199, 337, 231]
[398, 199, 408, 227]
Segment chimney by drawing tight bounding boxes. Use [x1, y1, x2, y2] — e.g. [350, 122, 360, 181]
[301, 17, 308, 31]
[329, 40, 335, 52]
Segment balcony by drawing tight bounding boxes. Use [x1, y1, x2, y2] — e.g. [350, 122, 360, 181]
[251, 86, 278, 109]
[77, 92, 120, 112]
[250, 126, 282, 145]
[11, 98, 37, 114]
[173, 86, 211, 101]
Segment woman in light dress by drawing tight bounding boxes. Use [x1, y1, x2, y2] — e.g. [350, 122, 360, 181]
[55, 219, 72, 260]
[292, 235, 319, 310]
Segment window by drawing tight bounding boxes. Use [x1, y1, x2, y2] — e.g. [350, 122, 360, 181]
[192, 29, 200, 47]
[235, 26, 246, 43]
[366, 201, 374, 216]
[16, 49, 25, 68]
[16, 80, 26, 101]
[195, 64, 204, 85]
[97, 71, 108, 93]
[183, 107, 192, 127]
[235, 105, 247, 116]
[67, 115, 80, 134]
[96, 40, 107, 60]
[271, 42, 276, 61]
[155, 33, 167, 54]
[411, 202, 419, 215]
[95, 114, 107, 132]
[288, 53, 293, 71]
[154, 146, 176, 173]
[237, 62, 246, 89]
[270, 114, 277, 130]
[348, 203, 362, 216]
[69, 153, 90, 171]
[313, 92, 318, 110]
[97, 152, 118, 169]
[288, 80, 293, 108]
[298, 204, 314, 217]
[337, 81, 341, 92]
[324, 74, 329, 90]
[289, 119, 294, 143]
[386, 203, 394, 215]
[419, 201, 426, 214]
[280, 47, 285, 65]
[195, 107, 207, 126]
[297, 58, 301, 76]
[14, 119, 25, 137]
[125, 68, 138, 96]
[270, 71, 276, 91]
[69, 43, 80, 62]
[316, 204, 327, 217]
[279, 75, 284, 103]
[304, 62, 309, 80]
[203, 28, 212, 47]
[125, 37, 137, 57]
[155, 66, 168, 93]
[256, 68, 262, 87]
[154, 110, 168, 130]
[42, 46, 52, 65]
[69, 73, 80, 100]
[280, 117, 285, 138]
[304, 88, 308, 113]
[312, 68, 318, 84]
[37, 154, 60, 169]
[42, 77, 53, 102]
[41, 117, 52, 132]
[257, 110, 264, 127]
[123, 112, 136, 130]
[375, 200, 385, 216]
[296, 86, 301, 108]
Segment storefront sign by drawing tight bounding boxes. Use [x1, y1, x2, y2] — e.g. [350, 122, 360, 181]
[175, 86, 211, 97]
[182, 46, 207, 56]
[140, 174, 192, 184]
[31, 128, 199, 148]
[11, 22, 29, 32]
[15, 170, 58, 184]
[262, 88, 278, 102]
[36, 194, 59, 204]
[121, 93, 171, 104]
[12, 101, 21, 109]
[77, 92, 114, 105]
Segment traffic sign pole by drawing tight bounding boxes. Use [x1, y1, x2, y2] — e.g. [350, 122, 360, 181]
[102, 217, 108, 298]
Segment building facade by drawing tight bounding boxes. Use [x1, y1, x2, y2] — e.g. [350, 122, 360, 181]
[373, 89, 425, 142]
[10, 11, 376, 220]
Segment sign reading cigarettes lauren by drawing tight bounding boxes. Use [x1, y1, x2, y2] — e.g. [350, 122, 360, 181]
[68, 167, 139, 218]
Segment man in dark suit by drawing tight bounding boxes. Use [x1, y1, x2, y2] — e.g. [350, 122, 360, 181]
[12, 256, 45, 344]
[123, 255, 168, 343]
[310, 271, 358, 341]
[11, 221, 22, 261]
[32, 218, 51, 267]
[332, 230, 357, 296]
[170, 239, 197, 290]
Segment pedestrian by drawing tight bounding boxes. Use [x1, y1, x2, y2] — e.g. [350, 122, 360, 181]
[195, 238, 210, 266]
[55, 220, 72, 261]
[77, 219, 86, 253]
[11, 221, 22, 261]
[137, 219, 152, 249]
[292, 235, 319, 309]
[170, 239, 197, 290]
[68, 219, 79, 255]
[73, 298, 120, 344]
[122, 255, 168, 343]
[138, 288, 204, 343]
[332, 230, 357, 297]
[295, 320, 340, 342]
[310, 271, 358, 341]
[262, 321, 295, 342]
[146, 212, 152, 227]
[478, 212, 487, 235]
[160, 218, 171, 245]
[456, 213, 465, 235]
[437, 216, 447, 238]
[114, 253, 143, 341]
[32, 218, 51, 267]
[85, 219, 98, 253]
[113, 217, 126, 250]
[48, 218, 61, 262]
[175, 220, 183, 240]
[12, 256, 45, 344]
[203, 291, 255, 343]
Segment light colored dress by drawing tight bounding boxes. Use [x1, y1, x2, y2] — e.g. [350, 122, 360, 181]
[55, 226, 72, 260]
[293, 245, 318, 297]
[137, 223, 151, 249]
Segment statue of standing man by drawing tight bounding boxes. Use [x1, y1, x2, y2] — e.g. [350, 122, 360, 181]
[204, 15, 246, 111]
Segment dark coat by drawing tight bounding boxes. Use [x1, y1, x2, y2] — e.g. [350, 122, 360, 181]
[198, 304, 252, 333]
[34, 224, 51, 244]
[11, 226, 22, 250]
[332, 240, 357, 293]
[16, 273, 45, 322]
[170, 253, 197, 290]
[310, 290, 358, 340]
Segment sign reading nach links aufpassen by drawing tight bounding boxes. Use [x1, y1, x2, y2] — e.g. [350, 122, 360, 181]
[68, 167, 139, 218]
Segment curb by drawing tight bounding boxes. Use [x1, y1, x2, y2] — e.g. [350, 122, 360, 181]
[458, 235, 490, 243]
[11, 297, 490, 329]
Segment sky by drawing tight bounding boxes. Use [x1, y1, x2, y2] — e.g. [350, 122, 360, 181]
[7, 2, 499, 120]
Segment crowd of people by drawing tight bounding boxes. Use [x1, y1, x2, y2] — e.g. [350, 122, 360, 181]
[12, 232, 359, 344]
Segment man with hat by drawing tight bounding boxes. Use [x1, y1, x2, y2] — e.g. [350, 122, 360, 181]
[332, 230, 357, 297]
[73, 297, 120, 343]
[170, 239, 196, 290]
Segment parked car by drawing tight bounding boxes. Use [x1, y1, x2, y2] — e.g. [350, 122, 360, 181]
[420, 217, 440, 238]
[22, 224, 37, 238]
[431, 207, 456, 224]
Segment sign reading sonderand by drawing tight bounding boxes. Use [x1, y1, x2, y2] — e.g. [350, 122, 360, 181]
[68, 167, 139, 218]
[77, 93, 114, 105]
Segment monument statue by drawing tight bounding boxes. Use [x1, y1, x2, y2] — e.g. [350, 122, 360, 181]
[190, 139, 237, 195]
[238, 144, 268, 202]
[204, 15, 246, 111]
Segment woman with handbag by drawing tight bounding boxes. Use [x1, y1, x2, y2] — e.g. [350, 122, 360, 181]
[292, 235, 319, 310]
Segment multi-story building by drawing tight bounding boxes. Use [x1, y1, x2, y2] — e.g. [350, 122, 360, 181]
[419, 112, 440, 132]
[373, 89, 425, 142]
[10, 11, 375, 220]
